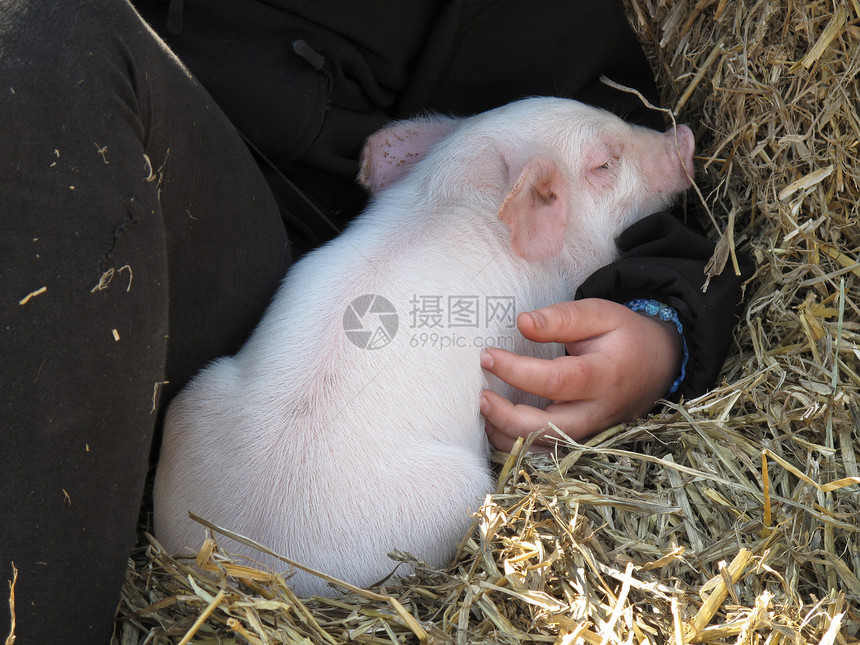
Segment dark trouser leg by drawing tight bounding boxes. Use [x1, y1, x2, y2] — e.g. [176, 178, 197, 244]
[0, 2, 287, 643]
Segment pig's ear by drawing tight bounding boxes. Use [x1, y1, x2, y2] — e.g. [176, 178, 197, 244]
[498, 156, 568, 261]
[358, 117, 459, 194]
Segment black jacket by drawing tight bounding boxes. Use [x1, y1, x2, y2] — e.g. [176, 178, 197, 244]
[134, 0, 754, 398]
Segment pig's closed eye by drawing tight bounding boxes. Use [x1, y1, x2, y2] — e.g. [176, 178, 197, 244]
[587, 157, 618, 188]
[593, 156, 619, 171]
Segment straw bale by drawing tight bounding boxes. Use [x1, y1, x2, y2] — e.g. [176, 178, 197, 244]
[112, 2, 860, 642]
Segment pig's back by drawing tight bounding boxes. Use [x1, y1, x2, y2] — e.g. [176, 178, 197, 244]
[153, 215, 504, 591]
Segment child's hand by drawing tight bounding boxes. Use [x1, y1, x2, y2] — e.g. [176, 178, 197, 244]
[480, 298, 683, 453]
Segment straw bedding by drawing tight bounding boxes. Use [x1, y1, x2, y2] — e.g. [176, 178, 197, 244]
[111, 1, 860, 642]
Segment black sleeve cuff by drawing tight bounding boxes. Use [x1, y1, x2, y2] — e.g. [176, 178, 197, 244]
[576, 211, 755, 399]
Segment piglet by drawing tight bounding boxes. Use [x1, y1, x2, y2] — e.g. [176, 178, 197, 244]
[154, 97, 695, 596]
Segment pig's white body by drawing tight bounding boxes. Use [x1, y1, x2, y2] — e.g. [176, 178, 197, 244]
[154, 98, 694, 596]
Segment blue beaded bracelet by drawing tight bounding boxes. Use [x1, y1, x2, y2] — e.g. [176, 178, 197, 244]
[624, 298, 688, 395]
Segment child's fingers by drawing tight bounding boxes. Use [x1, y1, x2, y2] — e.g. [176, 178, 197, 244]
[481, 348, 599, 402]
[516, 299, 624, 344]
[480, 390, 602, 452]
[480, 389, 547, 431]
[484, 421, 536, 454]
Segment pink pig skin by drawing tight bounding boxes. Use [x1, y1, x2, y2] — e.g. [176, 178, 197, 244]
[153, 97, 694, 596]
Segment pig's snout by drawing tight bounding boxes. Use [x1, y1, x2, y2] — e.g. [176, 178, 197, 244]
[664, 124, 695, 186]
[629, 122, 695, 215]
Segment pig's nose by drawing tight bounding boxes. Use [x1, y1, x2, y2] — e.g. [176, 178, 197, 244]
[666, 124, 695, 179]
